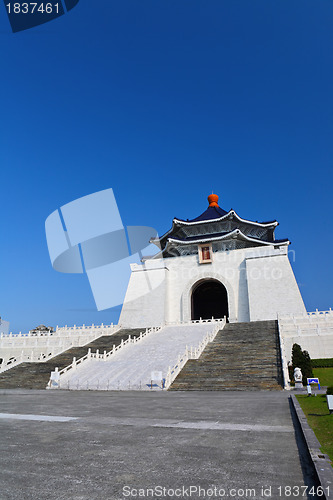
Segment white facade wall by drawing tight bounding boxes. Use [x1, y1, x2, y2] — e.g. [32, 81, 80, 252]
[246, 253, 306, 321]
[119, 261, 167, 328]
[119, 245, 306, 327]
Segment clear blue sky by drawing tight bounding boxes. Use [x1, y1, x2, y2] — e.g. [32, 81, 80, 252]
[1, 0, 332, 333]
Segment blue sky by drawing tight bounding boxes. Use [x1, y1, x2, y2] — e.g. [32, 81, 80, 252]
[0, 0, 332, 333]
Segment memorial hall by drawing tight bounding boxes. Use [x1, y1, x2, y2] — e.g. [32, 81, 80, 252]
[0, 193, 332, 391]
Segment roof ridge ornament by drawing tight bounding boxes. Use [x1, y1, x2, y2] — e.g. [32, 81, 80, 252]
[208, 193, 219, 208]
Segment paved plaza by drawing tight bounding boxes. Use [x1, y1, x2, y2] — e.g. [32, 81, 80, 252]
[0, 390, 321, 500]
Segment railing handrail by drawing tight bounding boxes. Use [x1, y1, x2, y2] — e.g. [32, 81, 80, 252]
[278, 310, 333, 337]
[278, 309, 333, 321]
[277, 323, 291, 390]
[0, 323, 116, 339]
[164, 317, 226, 327]
[51, 326, 163, 384]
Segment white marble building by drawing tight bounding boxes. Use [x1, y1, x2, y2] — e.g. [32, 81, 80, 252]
[120, 193, 306, 327]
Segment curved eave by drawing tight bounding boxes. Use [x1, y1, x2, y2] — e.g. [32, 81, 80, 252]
[173, 210, 278, 228]
[151, 209, 278, 247]
[150, 230, 289, 259]
[167, 229, 288, 246]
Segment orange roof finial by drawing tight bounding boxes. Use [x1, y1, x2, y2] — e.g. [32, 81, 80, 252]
[208, 193, 219, 208]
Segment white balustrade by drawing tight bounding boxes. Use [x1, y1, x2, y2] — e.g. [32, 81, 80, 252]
[278, 309, 333, 362]
[278, 308, 333, 323]
[165, 317, 226, 327]
[278, 310, 333, 337]
[49, 326, 162, 388]
[0, 323, 120, 373]
[276, 324, 291, 390]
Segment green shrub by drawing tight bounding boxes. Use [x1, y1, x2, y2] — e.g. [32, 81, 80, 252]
[291, 343, 313, 385]
[326, 386, 333, 395]
[312, 358, 333, 368]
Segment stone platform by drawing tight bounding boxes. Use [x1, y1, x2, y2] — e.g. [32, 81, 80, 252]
[0, 390, 321, 500]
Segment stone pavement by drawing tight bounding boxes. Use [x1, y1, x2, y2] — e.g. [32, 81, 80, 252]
[0, 390, 321, 500]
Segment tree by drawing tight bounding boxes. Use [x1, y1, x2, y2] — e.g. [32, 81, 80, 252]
[291, 343, 313, 385]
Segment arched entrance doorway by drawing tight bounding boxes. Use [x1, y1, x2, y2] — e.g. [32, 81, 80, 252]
[191, 279, 229, 321]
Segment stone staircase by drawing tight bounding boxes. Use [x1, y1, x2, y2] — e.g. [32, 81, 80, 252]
[0, 328, 144, 389]
[169, 321, 283, 391]
[58, 323, 217, 391]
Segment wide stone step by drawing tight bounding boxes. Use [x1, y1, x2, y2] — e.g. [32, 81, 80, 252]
[181, 360, 280, 369]
[171, 379, 281, 387]
[209, 352, 279, 359]
[174, 369, 281, 378]
[169, 320, 283, 391]
[169, 385, 282, 391]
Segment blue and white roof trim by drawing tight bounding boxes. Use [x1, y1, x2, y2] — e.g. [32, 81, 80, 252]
[150, 193, 287, 257]
[152, 209, 279, 245]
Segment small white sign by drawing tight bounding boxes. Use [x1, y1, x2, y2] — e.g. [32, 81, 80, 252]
[327, 395, 333, 412]
[151, 371, 162, 381]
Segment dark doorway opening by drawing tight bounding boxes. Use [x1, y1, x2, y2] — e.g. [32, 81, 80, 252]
[191, 279, 229, 321]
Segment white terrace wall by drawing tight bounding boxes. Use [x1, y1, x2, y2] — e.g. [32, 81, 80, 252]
[279, 310, 333, 361]
[0, 323, 119, 373]
[120, 245, 306, 327]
